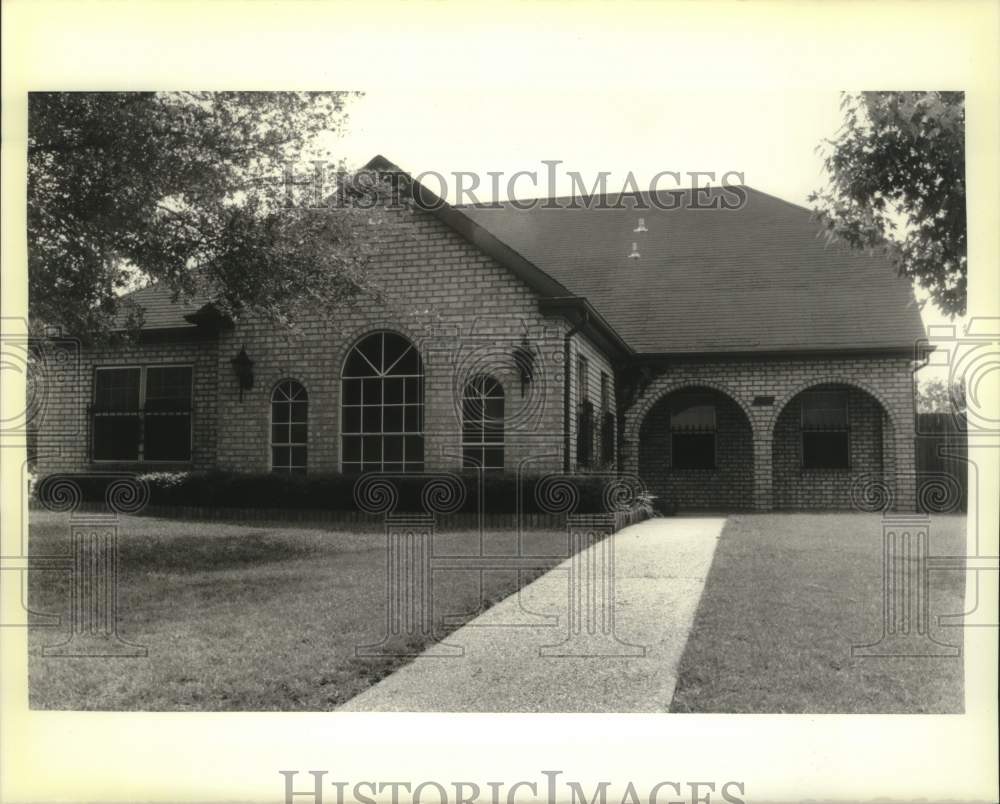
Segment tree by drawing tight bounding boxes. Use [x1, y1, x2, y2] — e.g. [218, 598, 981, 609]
[28, 92, 389, 338]
[916, 377, 966, 414]
[810, 91, 966, 317]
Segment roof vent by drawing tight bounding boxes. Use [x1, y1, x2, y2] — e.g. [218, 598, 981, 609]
[633, 217, 648, 233]
[628, 241, 641, 259]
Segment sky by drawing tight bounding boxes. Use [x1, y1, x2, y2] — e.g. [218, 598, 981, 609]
[320, 89, 963, 380]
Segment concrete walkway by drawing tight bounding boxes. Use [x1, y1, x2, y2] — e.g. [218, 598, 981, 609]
[339, 517, 726, 712]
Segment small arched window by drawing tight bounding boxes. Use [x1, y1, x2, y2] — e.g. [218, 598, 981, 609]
[462, 374, 504, 471]
[341, 331, 424, 472]
[271, 380, 308, 473]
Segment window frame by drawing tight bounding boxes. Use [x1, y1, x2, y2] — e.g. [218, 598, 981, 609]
[461, 374, 505, 472]
[799, 389, 851, 471]
[340, 330, 425, 473]
[270, 379, 309, 474]
[91, 363, 194, 464]
[669, 396, 718, 472]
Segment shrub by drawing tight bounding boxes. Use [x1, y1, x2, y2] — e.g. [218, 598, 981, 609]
[34, 470, 651, 516]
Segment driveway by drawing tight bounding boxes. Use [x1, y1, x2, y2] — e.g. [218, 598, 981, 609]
[339, 516, 726, 712]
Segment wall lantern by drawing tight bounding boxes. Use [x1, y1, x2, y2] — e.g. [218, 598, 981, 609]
[512, 336, 535, 397]
[231, 345, 254, 401]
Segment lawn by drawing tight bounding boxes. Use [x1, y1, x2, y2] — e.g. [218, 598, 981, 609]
[27, 511, 565, 710]
[670, 513, 967, 713]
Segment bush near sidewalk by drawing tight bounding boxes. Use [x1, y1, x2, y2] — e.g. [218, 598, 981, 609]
[34, 470, 643, 515]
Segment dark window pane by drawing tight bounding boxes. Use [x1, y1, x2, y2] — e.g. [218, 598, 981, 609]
[145, 414, 192, 461]
[342, 436, 361, 462]
[404, 435, 424, 462]
[271, 423, 287, 444]
[404, 377, 421, 403]
[289, 423, 307, 444]
[341, 462, 361, 473]
[146, 366, 192, 409]
[290, 446, 307, 468]
[384, 436, 404, 462]
[483, 447, 504, 470]
[273, 446, 290, 467]
[383, 406, 404, 433]
[671, 400, 716, 431]
[463, 422, 484, 442]
[362, 407, 381, 433]
[342, 407, 361, 434]
[272, 402, 290, 423]
[362, 436, 381, 462]
[290, 401, 308, 423]
[94, 368, 140, 411]
[672, 433, 715, 470]
[93, 415, 140, 460]
[404, 405, 421, 433]
[358, 334, 384, 373]
[483, 422, 504, 444]
[384, 378, 404, 404]
[362, 378, 382, 404]
[484, 397, 504, 421]
[384, 462, 404, 473]
[389, 343, 420, 375]
[802, 391, 849, 429]
[343, 378, 362, 404]
[463, 446, 483, 469]
[802, 431, 849, 469]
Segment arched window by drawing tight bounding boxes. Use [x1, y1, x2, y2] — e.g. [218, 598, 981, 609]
[341, 331, 424, 472]
[271, 380, 308, 473]
[462, 374, 504, 471]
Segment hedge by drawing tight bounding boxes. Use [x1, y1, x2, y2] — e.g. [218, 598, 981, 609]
[34, 470, 652, 516]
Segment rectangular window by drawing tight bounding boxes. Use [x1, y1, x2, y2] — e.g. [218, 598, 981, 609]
[577, 355, 589, 405]
[670, 396, 716, 470]
[801, 390, 849, 469]
[92, 366, 193, 462]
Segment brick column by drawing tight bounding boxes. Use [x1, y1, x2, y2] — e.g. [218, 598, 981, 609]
[891, 398, 917, 512]
[752, 433, 773, 510]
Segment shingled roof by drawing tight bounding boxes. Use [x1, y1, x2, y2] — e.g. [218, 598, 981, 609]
[457, 187, 926, 355]
[120, 156, 925, 356]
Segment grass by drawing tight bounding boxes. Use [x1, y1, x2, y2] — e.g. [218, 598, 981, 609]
[27, 511, 565, 711]
[670, 513, 967, 713]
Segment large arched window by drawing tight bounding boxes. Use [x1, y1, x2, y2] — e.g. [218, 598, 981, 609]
[341, 331, 424, 472]
[271, 380, 308, 473]
[462, 374, 504, 471]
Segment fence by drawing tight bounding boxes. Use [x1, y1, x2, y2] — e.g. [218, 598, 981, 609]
[915, 412, 968, 513]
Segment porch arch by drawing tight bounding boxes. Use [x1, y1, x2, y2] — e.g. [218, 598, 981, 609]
[625, 377, 757, 447]
[631, 383, 756, 511]
[769, 379, 899, 510]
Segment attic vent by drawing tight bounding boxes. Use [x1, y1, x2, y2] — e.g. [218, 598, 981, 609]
[628, 242, 641, 259]
[633, 217, 648, 233]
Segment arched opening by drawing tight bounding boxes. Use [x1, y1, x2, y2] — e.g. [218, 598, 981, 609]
[341, 330, 424, 473]
[461, 374, 505, 471]
[771, 382, 894, 509]
[637, 385, 754, 510]
[271, 379, 308, 473]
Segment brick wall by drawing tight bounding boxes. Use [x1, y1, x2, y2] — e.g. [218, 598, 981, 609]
[622, 355, 917, 511]
[211, 206, 570, 476]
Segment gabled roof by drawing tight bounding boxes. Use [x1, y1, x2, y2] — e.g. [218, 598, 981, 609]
[117, 155, 926, 357]
[457, 186, 926, 355]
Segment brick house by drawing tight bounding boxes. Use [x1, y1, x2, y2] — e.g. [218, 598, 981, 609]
[33, 156, 926, 511]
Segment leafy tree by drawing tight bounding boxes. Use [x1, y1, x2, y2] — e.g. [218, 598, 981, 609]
[810, 92, 966, 317]
[28, 92, 390, 338]
[916, 377, 966, 414]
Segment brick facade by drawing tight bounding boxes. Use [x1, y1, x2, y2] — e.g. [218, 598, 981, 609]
[33, 205, 918, 512]
[621, 356, 917, 511]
